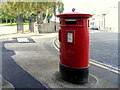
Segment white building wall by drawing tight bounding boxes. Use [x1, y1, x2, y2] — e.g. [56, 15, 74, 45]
[90, 7, 118, 32]
[89, 15, 104, 30]
[105, 7, 118, 32]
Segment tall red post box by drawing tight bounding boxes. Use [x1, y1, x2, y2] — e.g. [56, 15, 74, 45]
[57, 9, 92, 84]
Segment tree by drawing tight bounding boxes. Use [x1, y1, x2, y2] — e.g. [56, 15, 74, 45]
[0, 0, 64, 33]
[58, 1, 64, 14]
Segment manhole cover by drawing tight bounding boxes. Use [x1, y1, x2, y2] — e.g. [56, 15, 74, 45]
[17, 38, 29, 42]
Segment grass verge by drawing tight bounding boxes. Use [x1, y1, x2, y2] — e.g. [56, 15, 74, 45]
[0, 23, 29, 26]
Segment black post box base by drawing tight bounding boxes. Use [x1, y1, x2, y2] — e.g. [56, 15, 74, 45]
[60, 64, 89, 84]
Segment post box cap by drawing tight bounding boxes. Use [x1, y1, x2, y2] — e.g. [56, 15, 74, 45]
[57, 8, 92, 18]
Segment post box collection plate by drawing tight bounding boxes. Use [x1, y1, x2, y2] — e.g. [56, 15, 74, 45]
[67, 32, 73, 43]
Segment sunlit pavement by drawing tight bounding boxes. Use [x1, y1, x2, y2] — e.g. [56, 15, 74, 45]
[0, 30, 119, 88]
[0, 24, 17, 35]
[0, 24, 29, 35]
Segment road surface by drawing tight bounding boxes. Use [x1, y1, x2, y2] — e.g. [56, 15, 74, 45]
[90, 30, 118, 69]
[1, 34, 47, 89]
[0, 30, 119, 88]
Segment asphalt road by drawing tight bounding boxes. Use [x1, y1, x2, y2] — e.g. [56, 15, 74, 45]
[0, 24, 118, 69]
[1, 38, 47, 89]
[34, 33, 118, 87]
[0, 31, 119, 88]
[90, 30, 118, 69]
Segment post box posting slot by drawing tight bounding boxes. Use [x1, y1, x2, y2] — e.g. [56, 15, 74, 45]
[65, 19, 77, 25]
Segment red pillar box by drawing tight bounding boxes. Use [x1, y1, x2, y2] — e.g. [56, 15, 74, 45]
[57, 8, 92, 84]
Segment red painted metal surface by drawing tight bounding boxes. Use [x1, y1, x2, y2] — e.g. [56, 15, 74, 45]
[57, 12, 92, 69]
[57, 12, 92, 18]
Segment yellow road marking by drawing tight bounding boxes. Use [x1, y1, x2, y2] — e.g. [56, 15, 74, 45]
[53, 38, 120, 74]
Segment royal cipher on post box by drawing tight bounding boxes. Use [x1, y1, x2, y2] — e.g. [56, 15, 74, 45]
[57, 8, 92, 84]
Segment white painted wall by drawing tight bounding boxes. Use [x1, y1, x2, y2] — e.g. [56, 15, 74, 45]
[105, 7, 118, 32]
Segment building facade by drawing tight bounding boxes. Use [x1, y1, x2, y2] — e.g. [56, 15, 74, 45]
[90, 7, 118, 33]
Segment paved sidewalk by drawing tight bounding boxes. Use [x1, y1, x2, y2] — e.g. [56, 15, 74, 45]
[0, 76, 14, 89]
[2, 32, 118, 88]
[0, 25, 17, 35]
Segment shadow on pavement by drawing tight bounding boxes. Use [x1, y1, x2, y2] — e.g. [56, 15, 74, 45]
[1, 39, 47, 89]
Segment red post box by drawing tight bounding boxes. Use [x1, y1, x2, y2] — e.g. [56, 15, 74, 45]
[57, 9, 92, 84]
